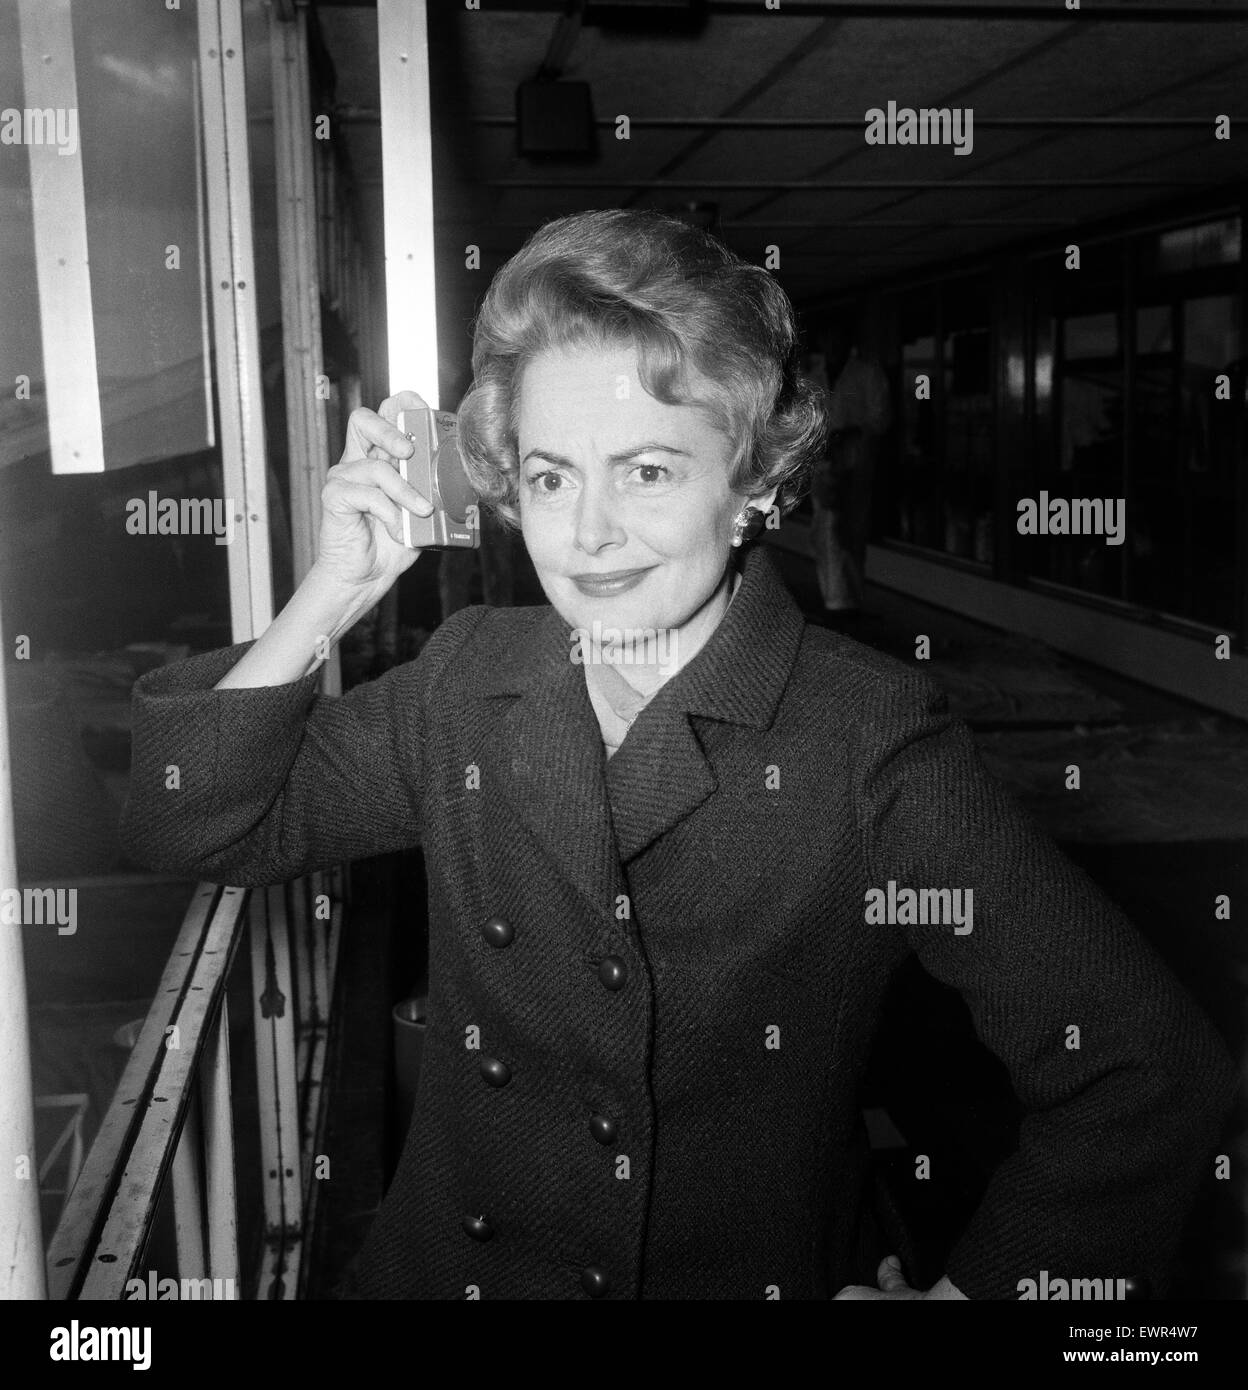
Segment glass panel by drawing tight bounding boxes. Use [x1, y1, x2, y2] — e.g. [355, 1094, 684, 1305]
[0, 0, 242, 1255]
[242, 0, 295, 613]
[1021, 243, 1126, 601]
[1149, 216, 1241, 276]
[1063, 312, 1118, 361]
[1129, 216, 1239, 628]
[941, 277, 992, 565]
[892, 290, 940, 550]
[1135, 304, 1173, 356]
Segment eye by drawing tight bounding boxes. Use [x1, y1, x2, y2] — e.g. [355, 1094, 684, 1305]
[525, 468, 567, 494]
[629, 462, 670, 485]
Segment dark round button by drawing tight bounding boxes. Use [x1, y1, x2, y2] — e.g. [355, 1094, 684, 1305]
[480, 1056, 511, 1088]
[1121, 1275, 1151, 1302]
[481, 916, 514, 948]
[598, 955, 627, 991]
[589, 1113, 618, 1145]
[462, 1214, 494, 1242]
[581, 1265, 609, 1298]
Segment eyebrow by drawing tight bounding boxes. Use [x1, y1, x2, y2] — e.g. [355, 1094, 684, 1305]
[521, 443, 691, 467]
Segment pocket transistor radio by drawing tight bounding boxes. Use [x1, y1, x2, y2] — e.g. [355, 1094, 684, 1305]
[396, 407, 480, 550]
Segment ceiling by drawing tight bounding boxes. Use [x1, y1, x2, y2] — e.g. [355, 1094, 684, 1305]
[313, 0, 1248, 313]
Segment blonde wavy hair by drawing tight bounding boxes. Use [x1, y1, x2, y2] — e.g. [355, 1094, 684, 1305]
[456, 208, 827, 531]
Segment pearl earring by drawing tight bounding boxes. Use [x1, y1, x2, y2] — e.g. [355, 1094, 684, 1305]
[731, 506, 765, 547]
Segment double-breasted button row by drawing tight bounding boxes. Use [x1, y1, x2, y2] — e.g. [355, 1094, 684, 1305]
[473, 913, 615, 1296]
[462, 1214, 493, 1242]
[588, 1113, 618, 1145]
[589, 946, 624, 1153]
[481, 915, 514, 948]
[480, 1055, 511, 1088]
[478, 919, 514, 1084]
[597, 954, 626, 991]
[467, 918, 515, 1258]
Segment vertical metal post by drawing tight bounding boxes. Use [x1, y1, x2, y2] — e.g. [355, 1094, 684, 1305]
[198, 0, 274, 642]
[193, 58, 217, 450]
[272, 2, 340, 700]
[200, 0, 305, 1303]
[170, 1091, 206, 1279]
[378, 0, 439, 407]
[994, 255, 1028, 587]
[201, 997, 239, 1292]
[290, 878, 313, 1091]
[17, 0, 104, 475]
[0, 599, 46, 1298]
[272, 2, 332, 591]
[250, 886, 302, 1299]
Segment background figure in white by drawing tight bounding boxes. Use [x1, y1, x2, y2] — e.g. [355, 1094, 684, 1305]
[805, 322, 891, 623]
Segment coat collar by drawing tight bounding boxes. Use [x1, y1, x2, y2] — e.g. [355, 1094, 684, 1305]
[477, 543, 804, 718]
[477, 544, 806, 909]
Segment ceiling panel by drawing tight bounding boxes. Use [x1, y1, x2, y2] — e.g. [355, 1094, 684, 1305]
[487, 133, 695, 184]
[995, 128, 1206, 181]
[1123, 134, 1248, 185]
[315, 3, 1248, 312]
[716, 188, 899, 221]
[683, 130, 866, 184]
[1145, 58, 1248, 114]
[960, 21, 1244, 115]
[811, 129, 1034, 179]
[738, 17, 1074, 118]
[451, 11, 826, 118]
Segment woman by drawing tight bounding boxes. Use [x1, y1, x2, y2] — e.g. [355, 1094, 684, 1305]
[121, 209, 1235, 1301]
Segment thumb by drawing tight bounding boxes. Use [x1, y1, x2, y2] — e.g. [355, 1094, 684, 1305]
[378, 389, 431, 425]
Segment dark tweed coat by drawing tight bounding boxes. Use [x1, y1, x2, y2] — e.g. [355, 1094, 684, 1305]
[121, 544, 1235, 1300]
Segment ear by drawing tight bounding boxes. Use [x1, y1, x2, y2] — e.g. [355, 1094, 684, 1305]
[749, 485, 780, 519]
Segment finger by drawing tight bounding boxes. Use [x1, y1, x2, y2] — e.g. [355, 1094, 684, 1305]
[877, 1255, 910, 1293]
[343, 406, 415, 465]
[377, 389, 431, 425]
[323, 478, 407, 546]
[831, 1285, 878, 1301]
[335, 457, 433, 517]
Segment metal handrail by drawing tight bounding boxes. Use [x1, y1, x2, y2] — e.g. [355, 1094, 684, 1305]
[46, 883, 246, 1299]
[45, 866, 345, 1300]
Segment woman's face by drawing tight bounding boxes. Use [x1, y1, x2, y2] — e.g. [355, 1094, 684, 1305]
[516, 343, 755, 638]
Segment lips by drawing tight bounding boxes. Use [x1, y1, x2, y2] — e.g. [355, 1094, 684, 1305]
[570, 566, 655, 597]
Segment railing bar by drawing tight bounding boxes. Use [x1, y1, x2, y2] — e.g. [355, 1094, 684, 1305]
[250, 884, 303, 1300]
[202, 997, 239, 1294]
[325, 866, 345, 1003]
[291, 876, 313, 1126]
[46, 882, 235, 1299]
[77, 890, 248, 1298]
[311, 875, 330, 1032]
[296, 896, 344, 1297]
[170, 1084, 206, 1279]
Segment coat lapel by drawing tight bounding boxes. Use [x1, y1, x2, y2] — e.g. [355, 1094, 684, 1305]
[477, 604, 626, 923]
[604, 544, 806, 862]
[474, 544, 807, 904]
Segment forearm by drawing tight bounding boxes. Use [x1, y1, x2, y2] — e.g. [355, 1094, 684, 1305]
[214, 565, 378, 690]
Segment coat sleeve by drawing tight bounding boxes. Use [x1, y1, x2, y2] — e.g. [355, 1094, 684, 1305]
[850, 670, 1237, 1301]
[120, 605, 487, 887]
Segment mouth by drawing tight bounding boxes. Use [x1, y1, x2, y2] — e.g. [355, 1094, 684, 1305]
[569, 565, 656, 597]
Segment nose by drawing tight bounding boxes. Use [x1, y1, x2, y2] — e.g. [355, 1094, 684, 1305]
[572, 473, 626, 555]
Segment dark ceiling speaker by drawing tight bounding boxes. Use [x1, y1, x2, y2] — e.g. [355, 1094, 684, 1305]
[516, 79, 598, 160]
[583, 0, 709, 33]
